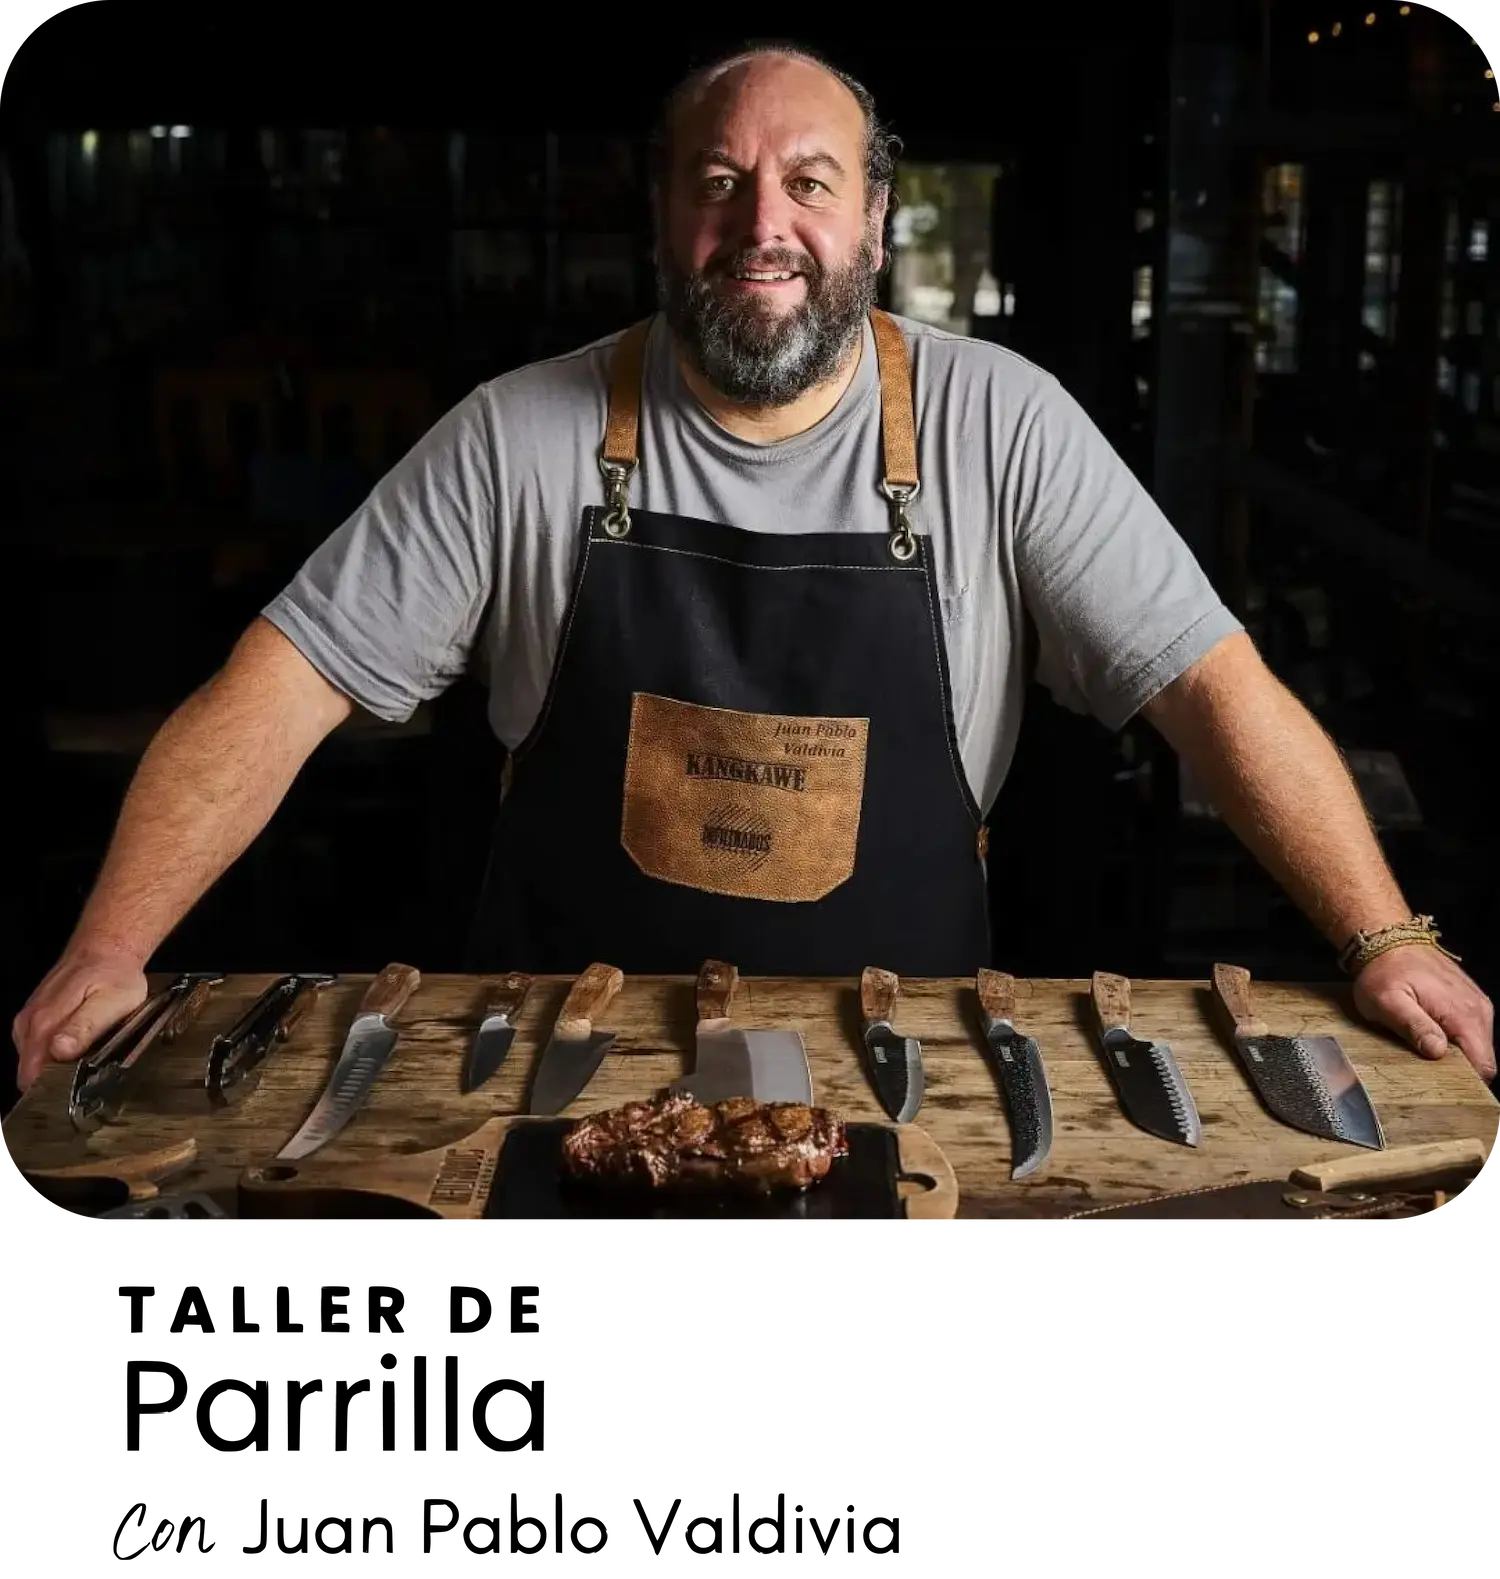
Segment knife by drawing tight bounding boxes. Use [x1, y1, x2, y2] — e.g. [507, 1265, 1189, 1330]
[528, 962, 624, 1115]
[669, 959, 813, 1105]
[462, 973, 535, 1094]
[276, 963, 421, 1161]
[1211, 963, 1385, 1150]
[1090, 972, 1202, 1147]
[975, 969, 1054, 1179]
[859, 966, 924, 1124]
[206, 974, 337, 1106]
[70, 972, 224, 1132]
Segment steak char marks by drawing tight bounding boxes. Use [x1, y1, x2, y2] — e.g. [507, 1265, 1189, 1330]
[562, 1091, 847, 1194]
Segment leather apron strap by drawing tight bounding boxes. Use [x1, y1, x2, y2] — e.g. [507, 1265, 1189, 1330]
[601, 319, 651, 470]
[599, 310, 922, 561]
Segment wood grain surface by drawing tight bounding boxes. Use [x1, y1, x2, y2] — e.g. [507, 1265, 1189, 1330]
[4, 972, 1497, 1218]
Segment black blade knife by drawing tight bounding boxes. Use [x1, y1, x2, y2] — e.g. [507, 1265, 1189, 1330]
[528, 963, 624, 1115]
[1090, 972, 1202, 1147]
[462, 973, 535, 1094]
[859, 966, 924, 1123]
[976, 969, 1054, 1179]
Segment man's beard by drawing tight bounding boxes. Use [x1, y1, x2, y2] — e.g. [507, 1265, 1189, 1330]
[657, 234, 879, 408]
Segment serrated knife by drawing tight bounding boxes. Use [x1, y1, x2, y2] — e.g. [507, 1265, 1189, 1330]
[976, 969, 1054, 1179]
[276, 963, 420, 1160]
[528, 962, 624, 1115]
[1091, 972, 1201, 1147]
[462, 973, 535, 1095]
[860, 966, 924, 1124]
[669, 959, 812, 1105]
[1211, 963, 1385, 1150]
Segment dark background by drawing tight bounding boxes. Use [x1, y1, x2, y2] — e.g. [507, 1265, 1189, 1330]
[2, 1, 1498, 1111]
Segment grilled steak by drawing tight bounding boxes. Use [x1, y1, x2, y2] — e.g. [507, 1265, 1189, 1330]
[562, 1091, 847, 1194]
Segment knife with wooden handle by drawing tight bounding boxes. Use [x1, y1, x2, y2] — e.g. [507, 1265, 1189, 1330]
[860, 966, 924, 1123]
[276, 964, 421, 1161]
[1211, 963, 1384, 1150]
[976, 969, 1054, 1179]
[527, 963, 624, 1114]
[462, 973, 535, 1095]
[1091, 972, 1201, 1146]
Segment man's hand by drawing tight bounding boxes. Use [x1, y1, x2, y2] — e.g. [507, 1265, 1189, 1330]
[12, 949, 149, 1092]
[1352, 945, 1496, 1082]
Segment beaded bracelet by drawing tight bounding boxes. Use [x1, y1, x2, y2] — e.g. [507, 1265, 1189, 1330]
[1337, 914, 1462, 976]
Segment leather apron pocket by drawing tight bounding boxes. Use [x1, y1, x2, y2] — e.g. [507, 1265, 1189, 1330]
[621, 692, 868, 902]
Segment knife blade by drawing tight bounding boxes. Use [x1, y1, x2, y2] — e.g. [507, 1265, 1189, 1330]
[975, 969, 1054, 1179]
[1090, 972, 1201, 1147]
[859, 966, 924, 1123]
[462, 973, 535, 1094]
[668, 959, 813, 1105]
[69, 972, 224, 1132]
[276, 963, 421, 1161]
[1211, 963, 1385, 1150]
[206, 974, 337, 1106]
[528, 962, 624, 1115]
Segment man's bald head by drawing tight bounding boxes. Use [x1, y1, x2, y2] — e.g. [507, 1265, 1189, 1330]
[650, 41, 898, 220]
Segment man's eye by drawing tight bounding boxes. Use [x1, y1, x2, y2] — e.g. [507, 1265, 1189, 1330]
[790, 178, 827, 196]
[702, 175, 735, 196]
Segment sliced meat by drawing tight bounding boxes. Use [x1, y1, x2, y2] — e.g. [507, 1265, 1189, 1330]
[561, 1090, 847, 1195]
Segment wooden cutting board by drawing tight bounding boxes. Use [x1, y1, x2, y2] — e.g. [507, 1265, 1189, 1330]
[5, 972, 1496, 1217]
[236, 1115, 957, 1220]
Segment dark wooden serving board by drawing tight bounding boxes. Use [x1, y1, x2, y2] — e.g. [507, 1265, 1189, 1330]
[236, 1115, 958, 1220]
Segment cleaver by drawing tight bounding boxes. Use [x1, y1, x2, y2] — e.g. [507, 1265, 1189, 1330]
[669, 960, 812, 1105]
[1211, 963, 1385, 1150]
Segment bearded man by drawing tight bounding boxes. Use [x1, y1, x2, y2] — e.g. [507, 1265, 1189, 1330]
[14, 40, 1493, 1087]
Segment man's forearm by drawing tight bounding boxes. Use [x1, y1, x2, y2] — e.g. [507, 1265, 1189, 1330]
[1143, 633, 1409, 947]
[68, 620, 351, 965]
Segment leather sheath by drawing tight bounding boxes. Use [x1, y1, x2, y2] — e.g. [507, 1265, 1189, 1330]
[1061, 1181, 1452, 1225]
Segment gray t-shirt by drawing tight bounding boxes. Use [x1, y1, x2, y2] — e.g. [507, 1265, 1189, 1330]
[263, 312, 1241, 814]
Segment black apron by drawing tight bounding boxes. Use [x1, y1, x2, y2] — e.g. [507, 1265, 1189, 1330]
[465, 311, 991, 977]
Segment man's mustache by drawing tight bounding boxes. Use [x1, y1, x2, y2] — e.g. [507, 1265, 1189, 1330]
[703, 247, 820, 280]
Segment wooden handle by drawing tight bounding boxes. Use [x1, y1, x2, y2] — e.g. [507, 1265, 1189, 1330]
[895, 1125, 959, 1220]
[160, 976, 221, 1042]
[861, 966, 900, 1023]
[1211, 963, 1270, 1039]
[1091, 971, 1132, 1031]
[696, 960, 738, 1022]
[487, 972, 534, 1020]
[28, 1139, 199, 1202]
[556, 963, 624, 1038]
[359, 963, 421, 1021]
[1290, 1138, 1490, 1192]
[977, 969, 1016, 1022]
